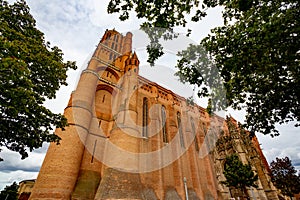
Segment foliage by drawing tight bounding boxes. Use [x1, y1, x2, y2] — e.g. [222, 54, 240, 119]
[270, 157, 300, 198]
[0, 182, 18, 200]
[199, 0, 300, 136]
[107, 0, 300, 136]
[0, 0, 77, 160]
[222, 154, 258, 195]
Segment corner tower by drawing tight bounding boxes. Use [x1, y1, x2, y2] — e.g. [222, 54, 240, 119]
[29, 29, 139, 199]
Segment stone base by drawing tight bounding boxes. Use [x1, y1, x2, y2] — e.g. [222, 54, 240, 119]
[94, 168, 158, 200]
[72, 170, 101, 200]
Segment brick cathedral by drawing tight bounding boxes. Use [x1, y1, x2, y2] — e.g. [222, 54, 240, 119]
[29, 30, 279, 200]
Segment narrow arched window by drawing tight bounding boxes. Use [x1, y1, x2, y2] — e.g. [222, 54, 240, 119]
[202, 122, 207, 135]
[191, 117, 199, 152]
[142, 98, 148, 138]
[177, 112, 185, 148]
[161, 106, 168, 143]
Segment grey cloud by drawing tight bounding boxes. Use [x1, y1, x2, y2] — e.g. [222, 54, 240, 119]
[0, 165, 40, 173]
[292, 159, 300, 168]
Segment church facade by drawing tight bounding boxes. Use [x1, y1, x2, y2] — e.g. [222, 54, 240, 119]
[29, 29, 279, 200]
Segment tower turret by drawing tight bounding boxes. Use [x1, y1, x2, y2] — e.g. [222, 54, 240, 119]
[122, 32, 132, 54]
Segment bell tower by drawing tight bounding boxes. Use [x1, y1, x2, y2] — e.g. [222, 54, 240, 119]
[29, 29, 140, 200]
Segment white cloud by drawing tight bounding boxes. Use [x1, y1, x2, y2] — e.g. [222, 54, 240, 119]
[0, 144, 48, 190]
[89, 0, 143, 32]
[258, 122, 300, 170]
[0, 170, 38, 188]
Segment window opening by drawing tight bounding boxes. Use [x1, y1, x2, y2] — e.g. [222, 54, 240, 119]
[161, 106, 168, 143]
[91, 140, 97, 163]
[142, 98, 148, 138]
[191, 118, 199, 151]
[177, 112, 185, 148]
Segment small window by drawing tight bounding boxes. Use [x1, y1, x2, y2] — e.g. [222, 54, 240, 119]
[91, 140, 97, 163]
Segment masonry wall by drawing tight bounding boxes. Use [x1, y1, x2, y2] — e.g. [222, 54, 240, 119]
[29, 29, 278, 200]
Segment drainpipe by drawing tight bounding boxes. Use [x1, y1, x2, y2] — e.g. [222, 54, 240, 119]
[183, 177, 189, 200]
[251, 187, 257, 200]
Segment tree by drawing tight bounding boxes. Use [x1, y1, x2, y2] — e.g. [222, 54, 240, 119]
[0, 0, 77, 160]
[270, 157, 300, 199]
[222, 154, 258, 198]
[0, 182, 19, 200]
[107, 0, 300, 136]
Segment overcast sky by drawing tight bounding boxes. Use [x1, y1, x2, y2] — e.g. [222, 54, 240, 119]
[0, 0, 299, 190]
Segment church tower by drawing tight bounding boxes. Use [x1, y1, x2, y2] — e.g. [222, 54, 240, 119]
[29, 29, 279, 200]
[29, 29, 141, 199]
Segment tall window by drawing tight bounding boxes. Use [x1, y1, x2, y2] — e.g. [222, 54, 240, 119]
[161, 106, 168, 143]
[202, 122, 207, 135]
[142, 98, 148, 138]
[177, 112, 185, 148]
[191, 117, 199, 151]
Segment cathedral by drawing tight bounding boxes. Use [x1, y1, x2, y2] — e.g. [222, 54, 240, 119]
[29, 29, 279, 200]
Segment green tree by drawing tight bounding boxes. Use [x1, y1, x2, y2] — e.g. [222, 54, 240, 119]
[107, 0, 300, 136]
[0, 182, 19, 200]
[222, 154, 258, 198]
[270, 157, 300, 199]
[0, 0, 77, 160]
